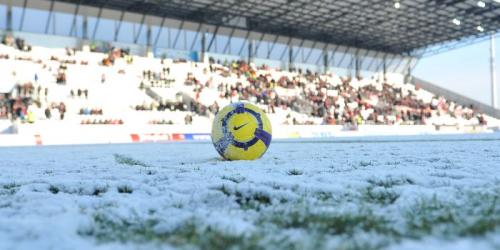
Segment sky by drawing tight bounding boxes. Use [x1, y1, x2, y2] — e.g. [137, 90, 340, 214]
[414, 33, 500, 107]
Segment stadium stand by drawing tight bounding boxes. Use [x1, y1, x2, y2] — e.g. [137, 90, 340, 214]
[0, 33, 495, 128]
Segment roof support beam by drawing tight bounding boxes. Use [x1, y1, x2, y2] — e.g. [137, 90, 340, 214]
[206, 25, 220, 52]
[133, 14, 147, 44]
[172, 19, 184, 49]
[304, 41, 318, 63]
[315, 43, 329, 65]
[292, 39, 306, 62]
[5, 0, 500, 55]
[45, 0, 55, 34]
[114, 11, 125, 42]
[253, 32, 266, 57]
[238, 30, 251, 56]
[327, 45, 340, 68]
[92, 6, 104, 40]
[153, 16, 166, 48]
[223, 27, 236, 54]
[366, 51, 381, 72]
[357, 49, 371, 71]
[393, 56, 408, 73]
[382, 54, 397, 73]
[190, 23, 204, 51]
[69, 0, 82, 36]
[266, 35, 280, 59]
[280, 37, 293, 61]
[336, 47, 352, 68]
[18, 0, 28, 31]
[375, 54, 388, 73]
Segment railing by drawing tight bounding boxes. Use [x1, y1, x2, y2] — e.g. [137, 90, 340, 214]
[411, 77, 500, 119]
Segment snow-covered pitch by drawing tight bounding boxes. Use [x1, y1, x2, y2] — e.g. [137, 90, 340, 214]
[1, 134, 500, 250]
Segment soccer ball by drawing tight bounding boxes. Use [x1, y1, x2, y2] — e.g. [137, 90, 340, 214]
[211, 102, 272, 160]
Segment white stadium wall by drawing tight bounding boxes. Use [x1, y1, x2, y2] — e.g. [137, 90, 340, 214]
[0, 124, 492, 147]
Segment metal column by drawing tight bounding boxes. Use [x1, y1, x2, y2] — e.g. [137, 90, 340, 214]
[323, 50, 328, 74]
[491, 34, 498, 109]
[146, 24, 153, 57]
[355, 56, 361, 78]
[201, 32, 206, 63]
[248, 40, 253, 64]
[6, 0, 12, 32]
[383, 57, 387, 81]
[82, 15, 88, 40]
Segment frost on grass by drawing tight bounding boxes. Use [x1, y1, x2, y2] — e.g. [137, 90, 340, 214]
[405, 190, 500, 237]
[77, 184, 500, 250]
[287, 169, 303, 176]
[1, 134, 500, 249]
[114, 153, 150, 167]
[0, 183, 21, 196]
[221, 175, 246, 184]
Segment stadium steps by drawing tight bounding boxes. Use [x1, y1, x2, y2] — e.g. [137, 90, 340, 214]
[411, 77, 500, 119]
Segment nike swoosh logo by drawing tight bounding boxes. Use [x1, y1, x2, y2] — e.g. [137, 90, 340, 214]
[233, 123, 248, 131]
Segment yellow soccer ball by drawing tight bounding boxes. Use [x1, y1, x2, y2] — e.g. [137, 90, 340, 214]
[211, 102, 272, 160]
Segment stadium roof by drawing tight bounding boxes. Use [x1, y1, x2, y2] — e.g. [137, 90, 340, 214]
[52, 0, 500, 55]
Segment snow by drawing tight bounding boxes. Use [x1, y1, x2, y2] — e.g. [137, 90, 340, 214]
[1, 133, 500, 249]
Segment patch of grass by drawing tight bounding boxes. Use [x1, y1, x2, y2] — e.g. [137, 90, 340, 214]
[359, 160, 374, 167]
[140, 169, 157, 175]
[79, 214, 263, 250]
[287, 169, 303, 176]
[81, 209, 393, 250]
[0, 201, 12, 208]
[215, 185, 271, 209]
[1, 183, 21, 195]
[48, 185, 59, 194]
[363, 187, 400, 205]
[384, 161, 401, 166]
[221, 175, 246, 183]
[92, 186, 108, 196]
[367, 176, 414, 188]
[79, 213, 162, 242]
[429, 172, 464, 179]
[114, 154, 150, 167]
[405, 196, 458, 236]
[77, 173, 500, 250]
[117, 185, 133, 194]
[426, 157, 440, 163]
[404, 192, 500, 237]
[263, 207, 398, 238]
[47, 184, 107, 196]
[315, 191, 333, 201]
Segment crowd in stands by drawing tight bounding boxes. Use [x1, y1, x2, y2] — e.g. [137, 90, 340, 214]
[70, 89, 89, 99]
[134, 101, 186, 112]
[79, 107, 103, 115]
[0, 33, 493, 127]
[148, 119, 174, 125]
[141, 69, 174, 88]
[179, 59, 488, 126]
[101, 47, 133, 66]
[44, 102, 67, 120]
[2, 34, 31, 52]
[80, 119, 123, 125]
